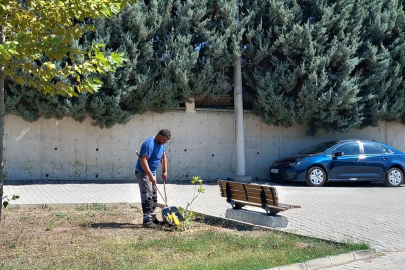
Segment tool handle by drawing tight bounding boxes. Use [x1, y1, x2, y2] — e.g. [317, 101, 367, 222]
[163, 180, 168, 202]
[156, 185, 170, 208]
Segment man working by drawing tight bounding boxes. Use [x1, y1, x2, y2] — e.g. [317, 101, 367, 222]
[135, 129, 171, 228]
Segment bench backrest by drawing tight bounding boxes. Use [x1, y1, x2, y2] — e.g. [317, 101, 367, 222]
[218, 179, 279, 207]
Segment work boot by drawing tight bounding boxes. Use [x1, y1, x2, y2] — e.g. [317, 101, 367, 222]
[152, 218, 164, 226]
[142, 220, 158, 228]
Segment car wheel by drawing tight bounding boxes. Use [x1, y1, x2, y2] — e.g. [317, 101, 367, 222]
[385, 168, 403, 187]
[306, 166, 327, 187]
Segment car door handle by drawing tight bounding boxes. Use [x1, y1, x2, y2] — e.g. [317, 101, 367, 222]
[381, 157, 388, 160]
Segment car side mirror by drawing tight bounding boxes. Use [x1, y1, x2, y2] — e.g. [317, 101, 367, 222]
[334, 151, 343, 157]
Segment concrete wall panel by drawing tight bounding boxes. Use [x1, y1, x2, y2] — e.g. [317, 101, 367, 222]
[41, 118, 87, 180]
[4, 115, 42, 180]
[384, 122, 405, 152]
[86, 118, 130, 180]
[207, 112, 235, 180]
[4, 112, 405, 182]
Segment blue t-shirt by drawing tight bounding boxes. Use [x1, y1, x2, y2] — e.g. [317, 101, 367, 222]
[136, 136, 165, 175]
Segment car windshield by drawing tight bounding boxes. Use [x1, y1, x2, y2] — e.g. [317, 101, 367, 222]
[299, 141, 340, 154]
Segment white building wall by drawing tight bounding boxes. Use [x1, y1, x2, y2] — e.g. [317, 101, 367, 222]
[3, 112, 404, 182]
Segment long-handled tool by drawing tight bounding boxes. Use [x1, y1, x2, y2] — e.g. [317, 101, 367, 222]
[135, 150, 182, 226]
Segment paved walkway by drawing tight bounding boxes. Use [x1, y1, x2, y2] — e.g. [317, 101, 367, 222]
[3, 180, 405, 269]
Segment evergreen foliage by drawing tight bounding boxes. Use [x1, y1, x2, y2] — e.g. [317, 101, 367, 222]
[6, 0, 405, 134]
[243, 0, 405, 135]
[6, 0, 244, 128]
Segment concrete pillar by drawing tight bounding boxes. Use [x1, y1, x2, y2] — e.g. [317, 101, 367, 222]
[234, 58, 251, 182]
[185, 99, 195, 113]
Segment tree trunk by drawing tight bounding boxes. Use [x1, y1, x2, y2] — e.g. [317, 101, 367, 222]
[0, 25, 5, 224]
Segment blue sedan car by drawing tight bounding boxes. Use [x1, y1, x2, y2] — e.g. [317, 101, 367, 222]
[269, 139, 405, 187]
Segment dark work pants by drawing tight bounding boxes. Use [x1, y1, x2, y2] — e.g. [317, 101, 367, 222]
[135, 170, 157, 223]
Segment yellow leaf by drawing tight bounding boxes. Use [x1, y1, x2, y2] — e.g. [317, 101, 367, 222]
[47, 63, 56, 70]
[16, 77, 25, 85]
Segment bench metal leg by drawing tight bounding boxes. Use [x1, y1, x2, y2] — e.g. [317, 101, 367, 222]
[231, 199, 242, 209]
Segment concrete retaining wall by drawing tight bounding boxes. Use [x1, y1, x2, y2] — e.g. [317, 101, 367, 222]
[4, 110, 405, 181]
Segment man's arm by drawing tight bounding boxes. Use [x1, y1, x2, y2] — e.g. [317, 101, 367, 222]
[161, 152, 168, 181]
[140, 155, 156, 185]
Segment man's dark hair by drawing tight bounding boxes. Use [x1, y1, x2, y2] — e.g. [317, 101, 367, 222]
[158, 129, 171, 139]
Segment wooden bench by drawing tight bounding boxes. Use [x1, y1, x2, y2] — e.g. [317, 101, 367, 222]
[218, 179, 301, 215]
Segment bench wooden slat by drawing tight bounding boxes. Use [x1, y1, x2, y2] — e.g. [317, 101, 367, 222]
[217, 179, 300, 215]
[226, 188, 279, 201]
[227, 193, 280, 206]
[220, 188, 279, 205]
[219, 181, 279, 205]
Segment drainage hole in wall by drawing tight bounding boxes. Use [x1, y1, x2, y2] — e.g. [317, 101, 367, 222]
[184, 149, 187, 151]
[96, 148, 99, 151]
[54, 148, 57, 150]
[212, 154, 215, 156]
[186, 175, 188, 177]
[96, 174, 99, 178]
[45, 174, 49, 177]
[257, 152, 259, 154]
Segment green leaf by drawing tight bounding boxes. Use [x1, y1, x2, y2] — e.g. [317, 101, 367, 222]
[0, 47, 11, 59]
[3, 201, 8, 208]
[51, 37, 62, 45]
[95, 51, 106, 62]
[16, 31, 26, 41]
[93, 78, 102, 84]
[10, 62, 19, 69]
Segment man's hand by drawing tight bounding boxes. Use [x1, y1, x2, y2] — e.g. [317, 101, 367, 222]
[161, 172, 167, 182]
[149, 175, 157, 186]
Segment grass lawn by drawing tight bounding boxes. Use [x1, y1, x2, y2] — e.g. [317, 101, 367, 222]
[0, 204, 368, 270]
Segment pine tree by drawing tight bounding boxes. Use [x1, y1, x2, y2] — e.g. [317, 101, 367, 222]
[243, 0, 405, 135]
[243, 0, 365, 134]
[358, 1, 405, 126]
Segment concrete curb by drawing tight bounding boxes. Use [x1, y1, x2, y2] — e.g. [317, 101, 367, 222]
[264, 248, 377, 270]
